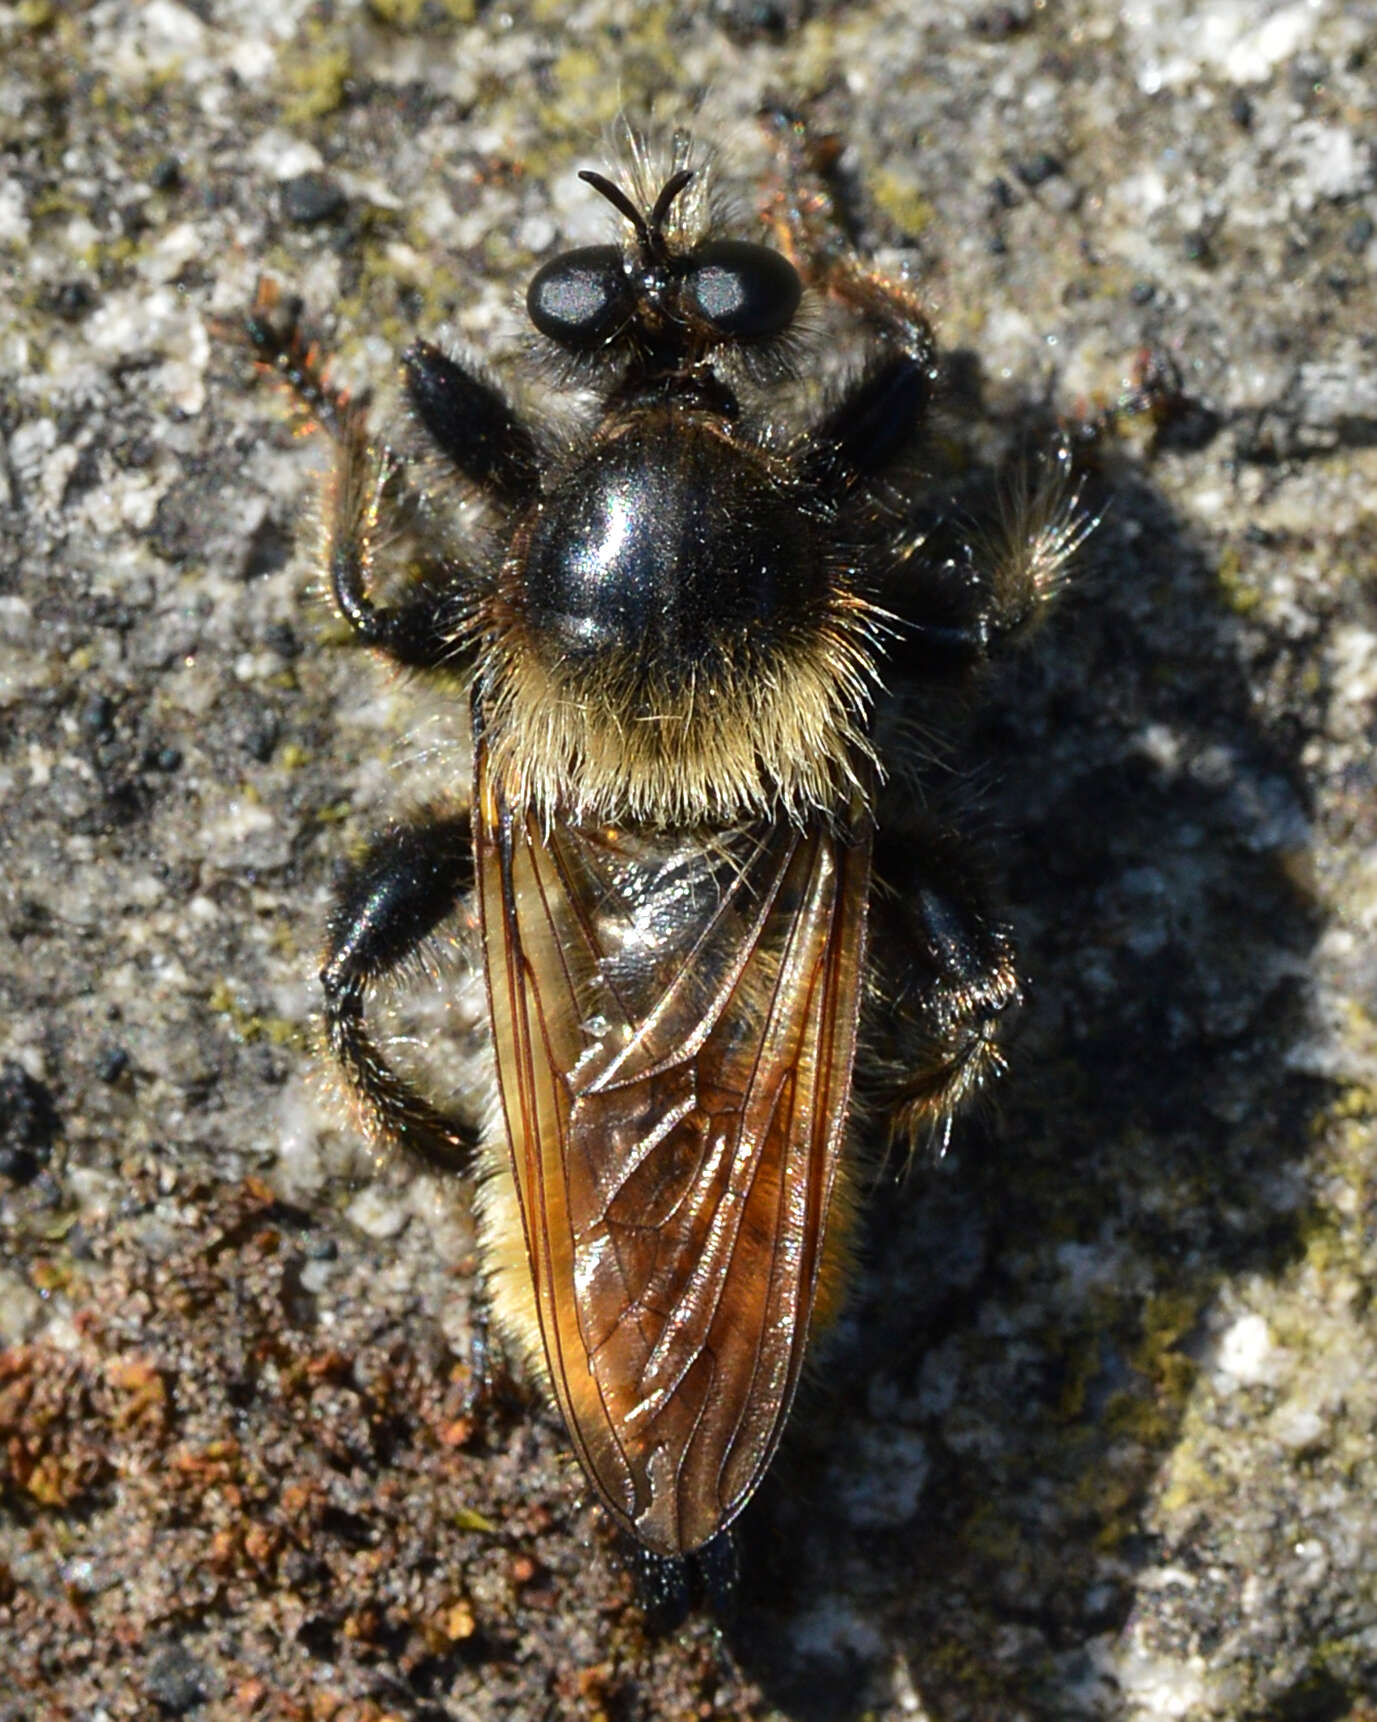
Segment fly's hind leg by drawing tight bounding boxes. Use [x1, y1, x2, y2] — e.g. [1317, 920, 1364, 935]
[321, 809, 477, 1176]
[865, 816, 1022, 1159]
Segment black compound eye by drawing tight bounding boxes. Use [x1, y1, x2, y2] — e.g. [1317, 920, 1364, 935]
[526, 245, 632, 347]
[682, 240, 802, 339]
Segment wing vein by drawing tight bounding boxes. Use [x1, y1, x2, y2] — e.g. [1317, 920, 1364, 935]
[479, 745, 872, 1553]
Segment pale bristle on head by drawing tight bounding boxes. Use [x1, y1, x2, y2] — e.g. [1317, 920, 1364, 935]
[601, 118, 722, 254]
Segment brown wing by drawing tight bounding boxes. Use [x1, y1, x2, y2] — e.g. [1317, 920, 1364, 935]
[475, 741, 870, 1555]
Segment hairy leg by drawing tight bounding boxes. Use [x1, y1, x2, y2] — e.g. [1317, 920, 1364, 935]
[764, 108, 944, 510]
[760, 109, 1090, 660]
[884, 444, 1090, 678]
[322, 413, 474, 669]
[321, 811, 478, 1176]
[242, 277, 360, 442]
[761, 105, 937, 360]
[864, 817, 1022, 1157]
[242, 282, 500, 670]
[402, 341, 539, 505]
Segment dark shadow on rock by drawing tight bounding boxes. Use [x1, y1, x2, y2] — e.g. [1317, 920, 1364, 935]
[720, 358, 1330, 1722]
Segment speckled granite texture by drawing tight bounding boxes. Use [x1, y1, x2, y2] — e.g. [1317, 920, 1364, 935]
[2, 2, 1376, 1719]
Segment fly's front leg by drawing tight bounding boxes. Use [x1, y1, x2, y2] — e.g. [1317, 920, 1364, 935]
[763, 108, 1090, 652]
[243, 276, 359, 442]
[760, 105, 937, 362]
[865, 817, 1022, 1158]
[767, 108, 940, 504]
[241, 282, 483, 672]
[401, 341, 539, 506]
[321, 810, 478, 1176]
[323, 413, 473, 670]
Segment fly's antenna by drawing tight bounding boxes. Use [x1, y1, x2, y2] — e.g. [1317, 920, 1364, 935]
[579, 167, 695, 265]
[646, 168, 694, 247]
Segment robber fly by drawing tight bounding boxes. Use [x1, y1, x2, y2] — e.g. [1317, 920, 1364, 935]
[241, 122, 1083, 1566]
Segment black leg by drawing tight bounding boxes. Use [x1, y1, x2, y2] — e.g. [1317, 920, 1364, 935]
[242, 276, 358, 443]
[762, 111, 1091, 661]
[241, 279, 479, 672]
[865, 819, 1022, 1156]
[762, 105, 938, 361]
[403, 341, 539, 506]
[763, 110, 937, 493]
[794, 352, 934, 492]
[883, 446, 1089, 678]
[324, 418, 473, 670]
[321, 812, 478, 1176]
